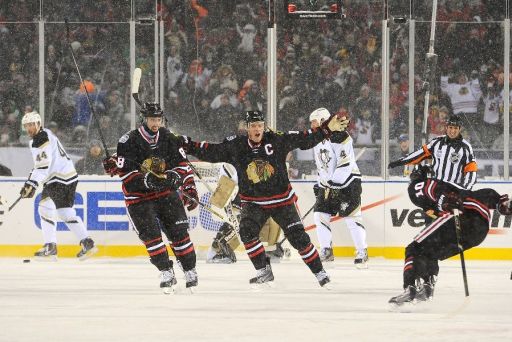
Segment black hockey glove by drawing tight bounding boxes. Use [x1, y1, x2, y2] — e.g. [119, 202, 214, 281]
[20, 180, 37, 198]
[497, 194, 512, 216]
[388, 160, 403, 169]
[438, 191, 463, 213]
[313, 183, 321, 197]
[182, 185, 199, 211]
[144, 170, 181, 191]
[102, 154, 118, 177]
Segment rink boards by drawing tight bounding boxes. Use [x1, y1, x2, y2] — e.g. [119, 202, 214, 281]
[0, 176, 511, 259]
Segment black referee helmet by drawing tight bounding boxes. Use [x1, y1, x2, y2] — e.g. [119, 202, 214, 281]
[446, 115, 462, 127]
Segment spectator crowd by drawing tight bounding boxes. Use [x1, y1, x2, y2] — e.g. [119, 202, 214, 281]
[0, 0, 510, 176]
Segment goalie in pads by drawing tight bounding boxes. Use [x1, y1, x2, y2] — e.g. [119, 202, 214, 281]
[206, 164, 285, 263]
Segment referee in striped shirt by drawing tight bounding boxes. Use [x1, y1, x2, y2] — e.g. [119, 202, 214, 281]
[388, 115, 477, 190]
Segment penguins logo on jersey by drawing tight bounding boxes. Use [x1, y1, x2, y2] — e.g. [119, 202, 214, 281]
[246, 159, 275, 184]
[450, 151, 461, 163]
[319, 148, 331, 170]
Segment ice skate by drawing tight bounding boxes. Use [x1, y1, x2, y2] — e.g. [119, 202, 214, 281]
[184, 268, 198, 292]
[250, 258, 274, 290]
[315, 269, 332, 290]
[76, 237, 98, 261]
[320, 247, 334, 262]
[388, 285, 417, 309]
[34, 243, 58, 261]
[160, 267, 177, 294]
[354, 248, 368, 269]
[415, 276, 436, 302]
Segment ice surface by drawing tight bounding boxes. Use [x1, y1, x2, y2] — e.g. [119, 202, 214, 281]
[0, 257, 511, 342]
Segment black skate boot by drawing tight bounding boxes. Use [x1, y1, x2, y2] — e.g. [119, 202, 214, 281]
[416, 276, 436, 302]
[388, 285, 417, 306]
[354, 248, 369, 269]
[34, 243, 58, 261]
[249, 257, 274, 285]
[315, 268, 332, 289]
[77, 237, 98, 260]
[185, 268, 198, 289]
[320, 247, 334, 262]
[160, 264, 177, 294]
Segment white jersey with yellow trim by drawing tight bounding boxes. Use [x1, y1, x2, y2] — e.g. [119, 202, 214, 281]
[28, 128, 78, 186]
[313, 131, 361, 189]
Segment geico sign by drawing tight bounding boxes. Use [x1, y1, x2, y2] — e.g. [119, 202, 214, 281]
[390, 208, 511, 229]
[33, 191, 224, 232]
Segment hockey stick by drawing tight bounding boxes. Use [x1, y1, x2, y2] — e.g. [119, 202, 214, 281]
[132, 67, 143, 106]
[453, 208, 470, 297]
[8, 196, 22, 212]
[65, 19, 110, 159]
[421, 0, 438, 146]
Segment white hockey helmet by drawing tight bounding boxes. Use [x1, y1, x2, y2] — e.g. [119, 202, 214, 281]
[309, 108, 331, 124]
[21, 111, 42, 126]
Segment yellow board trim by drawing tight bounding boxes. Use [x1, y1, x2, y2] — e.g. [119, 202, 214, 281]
[1, 245, 511, 260]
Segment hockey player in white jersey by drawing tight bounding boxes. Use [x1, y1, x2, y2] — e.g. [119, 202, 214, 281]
[20, 111, 97, 260]
[309, 108, 369, 268]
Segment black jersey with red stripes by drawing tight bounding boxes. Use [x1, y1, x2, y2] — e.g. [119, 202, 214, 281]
[183, 128, 327, 208]
[408, 177, 500, 222]
[116, 125, 195, 206]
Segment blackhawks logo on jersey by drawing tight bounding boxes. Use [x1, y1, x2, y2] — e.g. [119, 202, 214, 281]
[246, 159, 275, 184]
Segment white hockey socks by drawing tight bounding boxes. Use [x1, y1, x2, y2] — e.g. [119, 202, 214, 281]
[56, 208, 88, 241]
[345, 217, 367, 251]
[314, 212, 332, 249]
[39, 200, 57, 244]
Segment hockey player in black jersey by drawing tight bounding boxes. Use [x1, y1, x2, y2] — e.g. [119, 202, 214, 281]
[182, 110, 349, 288]
[389, 165, 512, 306]
[107, 102, 199, 293]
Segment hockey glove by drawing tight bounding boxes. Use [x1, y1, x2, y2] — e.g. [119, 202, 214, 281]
[165, 169, 182, 189]
[320, 114, 350, 137]
[388, 160, 403, 169]
[438, 191, 463, 213]
[144, 170, 181, 191]
[497, 194, 512, 216]
[102, 154, 119, 177]
[313, 183, 321, 197]
[20, 181, 37, 198]
[182, 185, 199, 211]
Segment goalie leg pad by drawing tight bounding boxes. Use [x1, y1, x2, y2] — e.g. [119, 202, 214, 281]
[259, 218, 281, 245]
[210, 175, 237, 208]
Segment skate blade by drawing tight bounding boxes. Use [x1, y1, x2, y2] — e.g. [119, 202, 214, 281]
[162, 286, 176, 295]
[388, 300, 430, 313]
[33, 255, 58, 262]
[321, 282, 333, 291]
[78, 247, 99, 261]
[250, 281, 276, 292]
[355, 262, 368, 269]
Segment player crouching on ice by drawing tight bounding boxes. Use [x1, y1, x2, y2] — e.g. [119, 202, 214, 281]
[389, 165, 512, 307]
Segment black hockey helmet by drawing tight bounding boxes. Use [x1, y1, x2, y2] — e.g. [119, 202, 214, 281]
[410, 164, 432, 182]
[245, 110, 264, 124]
[446, 115, 462, 127]
[140, 102, 163, 118]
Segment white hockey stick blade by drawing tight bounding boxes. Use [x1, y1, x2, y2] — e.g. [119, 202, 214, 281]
[132, 67, 142, 94]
